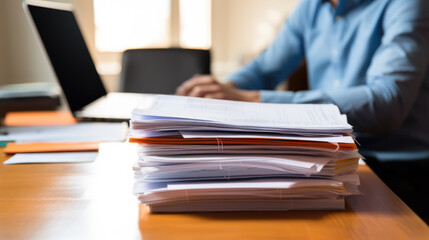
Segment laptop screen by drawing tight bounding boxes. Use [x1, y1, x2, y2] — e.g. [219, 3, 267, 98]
[27, 4, 107, 113]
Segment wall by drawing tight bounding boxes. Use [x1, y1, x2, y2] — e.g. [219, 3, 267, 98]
[0, 0, 103, 87]
[0, 0, 300, 90]
[212, 0, 300, 79]
[1, 0, 59, 85]
[0, 1, 8, 85]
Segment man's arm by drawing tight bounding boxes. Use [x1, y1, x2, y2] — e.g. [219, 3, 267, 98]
[175, 75, 260, 102]
[257, 0, 429, 133]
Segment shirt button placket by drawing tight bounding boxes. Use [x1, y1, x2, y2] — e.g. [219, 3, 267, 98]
[332, 49, 338, 58]
[332, 14, 342, 88]
[333, 79, 340, 87]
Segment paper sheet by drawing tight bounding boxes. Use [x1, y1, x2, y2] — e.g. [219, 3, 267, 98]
[0, 122, 128, 142]
[166, 178, 343, 190]
[132, 95, 352, 131]
[180, 131, 355, 143]
[3, 141, 100, 154]
[3, 152, 98, 165]
[4, 111, 77, 126]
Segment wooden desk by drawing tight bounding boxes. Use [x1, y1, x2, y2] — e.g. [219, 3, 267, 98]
[0, 143, 428, 240]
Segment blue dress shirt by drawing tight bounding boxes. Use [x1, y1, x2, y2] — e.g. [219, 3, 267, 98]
[227, 0, 429, 161]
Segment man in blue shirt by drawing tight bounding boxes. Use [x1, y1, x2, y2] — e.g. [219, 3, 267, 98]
[176, 0, 429, 222]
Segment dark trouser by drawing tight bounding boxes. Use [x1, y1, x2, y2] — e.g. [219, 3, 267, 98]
[364, 157, 429, 225]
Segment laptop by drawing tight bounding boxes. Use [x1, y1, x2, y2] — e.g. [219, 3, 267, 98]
[23, 0, 155, 121]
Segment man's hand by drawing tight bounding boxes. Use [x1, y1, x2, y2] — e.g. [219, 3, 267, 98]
[175, 75, 260, 102]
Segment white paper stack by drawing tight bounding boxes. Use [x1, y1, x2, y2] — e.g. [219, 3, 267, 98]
[130, 95, 360, 212]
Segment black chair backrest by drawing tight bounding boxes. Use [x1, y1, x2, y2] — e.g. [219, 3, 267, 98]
[119, 48, 211, 94]
[287, 61, 308, 92]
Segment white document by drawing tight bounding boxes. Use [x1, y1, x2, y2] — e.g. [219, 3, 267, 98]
[3, 152, 98, 165]
[166, 178, 343, 190]
[180, 131, 355, 143]
[138, 154, 330, 166]
[137, 144, 362, 157]
[132, 95, 352, 132]
[0, 122, 128, 142]
[134, 151, 360, 182]
[136, 161, 327, 182]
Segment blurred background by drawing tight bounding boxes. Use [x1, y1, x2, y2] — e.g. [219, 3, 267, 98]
[0, 0, 300, 92]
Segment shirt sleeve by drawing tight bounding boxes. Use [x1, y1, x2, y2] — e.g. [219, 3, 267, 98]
[251, 0, 429, 134]
[335, 0, 429, 133]
[226, 0, 308, 90]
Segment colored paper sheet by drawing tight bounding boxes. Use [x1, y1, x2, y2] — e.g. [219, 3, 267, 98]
[4, 111, 77, 126]
[3, 141, 99, 154]
[129, 137, 357, 151]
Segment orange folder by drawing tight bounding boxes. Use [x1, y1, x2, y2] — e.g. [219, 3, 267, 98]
[4, 141, 100, 154]
[4, 111, 77, 126]
[129, 137, 357, 151]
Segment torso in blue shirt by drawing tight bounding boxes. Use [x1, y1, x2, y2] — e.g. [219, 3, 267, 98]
[227, 0, 429, 160]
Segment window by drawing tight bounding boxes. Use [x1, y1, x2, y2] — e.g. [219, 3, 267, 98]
[93, 0, 211, 52]
[179, 0, 211, 49]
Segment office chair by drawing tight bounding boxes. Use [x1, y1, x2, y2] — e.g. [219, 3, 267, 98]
[119, 48, 211, 94]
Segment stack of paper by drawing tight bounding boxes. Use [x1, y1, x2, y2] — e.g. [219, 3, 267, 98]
[2, 122, 128, 165]
[130, 95, 360, 212]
